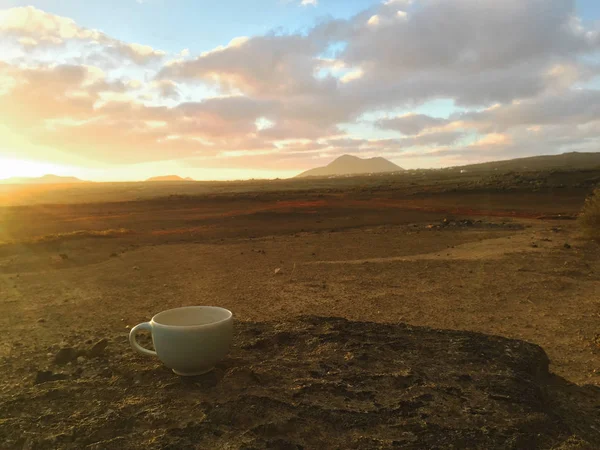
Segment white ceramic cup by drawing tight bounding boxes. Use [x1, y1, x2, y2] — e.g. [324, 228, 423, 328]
[129, 306, 233, 376]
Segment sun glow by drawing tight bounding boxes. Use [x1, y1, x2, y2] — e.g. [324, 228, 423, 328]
[0, 157, 76, 180]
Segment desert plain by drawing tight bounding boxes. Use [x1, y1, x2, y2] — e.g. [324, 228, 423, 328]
[1, 167, 599, 449]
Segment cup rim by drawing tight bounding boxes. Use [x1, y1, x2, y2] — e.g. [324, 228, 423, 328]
[151, 306, 232, 329]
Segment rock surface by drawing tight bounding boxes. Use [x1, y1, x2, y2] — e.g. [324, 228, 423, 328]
[1, 316, 599, 449]
[88, 338, 109, 358]
[53, 347, 78, 365]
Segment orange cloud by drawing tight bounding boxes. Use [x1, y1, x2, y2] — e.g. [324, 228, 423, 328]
[0, 61, 278, 164]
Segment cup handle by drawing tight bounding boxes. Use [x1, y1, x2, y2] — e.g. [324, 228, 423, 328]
[129, 322, 157, 357]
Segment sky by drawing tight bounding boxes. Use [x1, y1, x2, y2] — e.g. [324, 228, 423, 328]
[0, 0, 599, 181]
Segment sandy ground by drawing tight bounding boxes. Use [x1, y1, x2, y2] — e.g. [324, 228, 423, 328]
[0, 195, 598, 389]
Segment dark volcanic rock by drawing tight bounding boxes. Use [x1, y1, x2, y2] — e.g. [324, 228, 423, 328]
[34, 370, 68, 385]
[53, 347, 78, 365]
[88, 339, 109, 358]
[2, 317, 599, 449]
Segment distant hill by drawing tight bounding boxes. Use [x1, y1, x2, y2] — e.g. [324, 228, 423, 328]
[0, 174, 85, 185]
[296, 155, 404, 178]
[146, 175, 194, 182]
[458, 152, 600, 172]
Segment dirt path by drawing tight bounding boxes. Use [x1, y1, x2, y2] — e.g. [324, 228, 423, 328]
[306, 229, 539, 264]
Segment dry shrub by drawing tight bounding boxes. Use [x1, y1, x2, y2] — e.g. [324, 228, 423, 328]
[579, 187, 600, 240]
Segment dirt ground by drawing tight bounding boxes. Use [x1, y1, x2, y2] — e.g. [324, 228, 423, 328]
[0, 187, 599, 448]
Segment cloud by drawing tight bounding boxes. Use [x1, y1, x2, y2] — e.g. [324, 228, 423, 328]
[329, 0, 599, 108]
[400, 130, 464, 147]
[377, 114, 449, 135]
[107, 42, 165, 65]
[163, 0, 600, 132]
[1, 0, 600, 171]
[153, 80, 181, 100]
[0, 61, 277, 164]
[0, 6, 165, 64]
[457, 89, 600, 132]
[0, 6, 103, 43]
[160, 34, 324, 97]
[301, 0, 318, 5]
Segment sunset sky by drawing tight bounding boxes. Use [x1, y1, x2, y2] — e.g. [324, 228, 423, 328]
[1, 0, 599, 181]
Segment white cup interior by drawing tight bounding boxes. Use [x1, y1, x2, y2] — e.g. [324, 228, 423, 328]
[152, 306, 231, 327]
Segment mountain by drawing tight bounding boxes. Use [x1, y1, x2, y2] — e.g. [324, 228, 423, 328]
[457, 152, 600, 172]
[146, 175, 195, 182]
[0, 174, 85, 185]
[296, 155, 404, 178]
